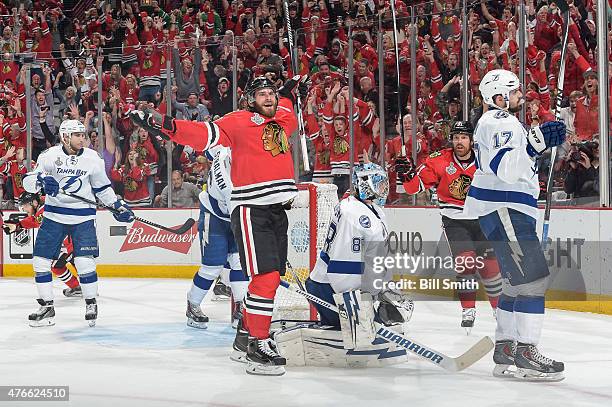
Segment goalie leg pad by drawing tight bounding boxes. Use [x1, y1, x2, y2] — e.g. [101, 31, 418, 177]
[334, 290, 376, 350]
[275, 324, 409, 368]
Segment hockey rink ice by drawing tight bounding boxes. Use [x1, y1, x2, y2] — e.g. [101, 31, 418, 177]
[1, 278, 611, 407]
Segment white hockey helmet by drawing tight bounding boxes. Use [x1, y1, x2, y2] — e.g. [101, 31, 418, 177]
[479, 69, 520, 109]
[59, 119, 86, 146]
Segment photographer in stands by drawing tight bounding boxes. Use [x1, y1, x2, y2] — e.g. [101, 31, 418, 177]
[564, 140, 600, 201]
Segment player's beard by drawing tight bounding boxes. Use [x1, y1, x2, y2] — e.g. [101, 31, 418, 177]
[254, 99, 278, 118]
[508, 98, 524, 113]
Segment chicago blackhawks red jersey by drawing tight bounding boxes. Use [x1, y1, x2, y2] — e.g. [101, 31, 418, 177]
[403, 148, 476, 219]
[163, 97, 298, 211]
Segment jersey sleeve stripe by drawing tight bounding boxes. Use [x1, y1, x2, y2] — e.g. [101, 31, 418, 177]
[328, 260, 364, 275]
[92, 183, 112, 193]
[489, 147, 513, 175]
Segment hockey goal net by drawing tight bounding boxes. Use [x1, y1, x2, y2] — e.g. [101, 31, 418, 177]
[274, 182, 339, 320]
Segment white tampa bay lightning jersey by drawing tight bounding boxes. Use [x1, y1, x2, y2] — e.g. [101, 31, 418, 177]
[310, 196, 388, 294]
[464, 108, 540, 220]
[22, 146, 118, 225]
[199, 146, 233, 222]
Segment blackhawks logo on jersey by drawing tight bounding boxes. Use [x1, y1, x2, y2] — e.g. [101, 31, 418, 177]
[333, 136, 349, 155]
[318, 149, 330, 166]
[13, 172, 23, 188]
[448, 174, 472, 200]
[261, 122, 289, 156]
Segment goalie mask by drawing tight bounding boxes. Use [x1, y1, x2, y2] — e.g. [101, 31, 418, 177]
[352, 163, 389, 207]
[59, 119, 87, 148]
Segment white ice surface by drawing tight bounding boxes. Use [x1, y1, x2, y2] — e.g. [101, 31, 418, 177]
[1, 277, 611, 407]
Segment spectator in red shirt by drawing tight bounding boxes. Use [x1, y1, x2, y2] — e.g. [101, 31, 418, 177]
[111, 149, 152, 207]
[574, 70, 599, 141]
[525, 91, 555, 127]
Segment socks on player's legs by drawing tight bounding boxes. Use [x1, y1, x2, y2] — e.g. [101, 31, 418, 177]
[514, 295, 545, 345]
[244, 271, 280, 339]
[51, 266, 80, 289]
[187, 265, 221, 305]
[33, 257, 54, 301]
[229, 269, 249, 303]
[479, 259, 502, 309]
[495, 294, 518, 342]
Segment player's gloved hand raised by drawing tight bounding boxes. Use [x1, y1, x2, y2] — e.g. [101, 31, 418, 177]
[526, 121, 566, 157]
[37, 173, 60, 197]
[112, 199, 135, 223]
[130, 109, 174, 141]
[394, 157, 416, 183]
[278, 75, 309, 104]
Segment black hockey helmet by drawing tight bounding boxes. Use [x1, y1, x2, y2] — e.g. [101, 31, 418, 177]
[449, 120, 474, 141]
[18, 192, 41, 207]
[246, 76, 278, 109]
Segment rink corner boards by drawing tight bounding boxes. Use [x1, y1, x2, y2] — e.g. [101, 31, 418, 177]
[3, 264, 612, 316]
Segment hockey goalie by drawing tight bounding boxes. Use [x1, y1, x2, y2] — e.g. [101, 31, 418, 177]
[275, 163, 415, 368]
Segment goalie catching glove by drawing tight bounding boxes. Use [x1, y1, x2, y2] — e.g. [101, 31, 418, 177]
[394, 157, 417, 183]
[377, 290, 414, 326]
[526, 121, 566, 157]
[130, 109, 174, 140]
[278, 75, 310, 105]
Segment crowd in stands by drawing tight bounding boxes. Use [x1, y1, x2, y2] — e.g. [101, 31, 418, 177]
[0, 0, 608, 209]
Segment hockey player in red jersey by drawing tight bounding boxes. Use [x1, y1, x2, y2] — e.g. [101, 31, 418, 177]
[2, 192, 82, 297]
[397, 121, 501, 333]
[131, 76, 308, 376]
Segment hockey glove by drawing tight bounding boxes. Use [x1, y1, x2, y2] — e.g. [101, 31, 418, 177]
[526, 121, 566, 157]
[130, 109, 174, 141]
[394, 157, 416, 183]
[377, 290, 414, 326]
[112, 199, 135, 223]
[2, 219, 21, 235]
[37, 173, 59, 197]
[278, 75, 309, 105]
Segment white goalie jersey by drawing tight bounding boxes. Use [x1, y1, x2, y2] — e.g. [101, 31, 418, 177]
[22, 146, 118, 225]
[310, 196, 388, 294]
[464, 108, 540, 220]
[199, 146, 233, 222]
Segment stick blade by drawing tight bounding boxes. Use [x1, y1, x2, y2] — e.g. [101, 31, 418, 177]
[447, 336, 494, 372]
[173, 218, 196, 234]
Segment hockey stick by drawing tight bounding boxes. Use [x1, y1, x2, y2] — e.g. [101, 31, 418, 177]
[389, 0, 406, 157]
[542, 1, 570, 249]
[61, 191, 196, 235]
[279, 280, 494, 372]
[283, 0, 310, 172]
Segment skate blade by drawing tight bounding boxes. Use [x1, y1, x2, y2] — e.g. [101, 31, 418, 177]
[514, 368, 565, 382]
[232, 320, 239, 329]
[211, 296, 230, 302]
[87, 319, 97, 327]
[63, 291, 82, 298]
[245, 362, 285, 376]
[230, 350, 247, 364]
[462, 325, 473, 335]
[187, 319, 208, 329]
[492, 364, 517, 378]
[29, 318, 55, 327]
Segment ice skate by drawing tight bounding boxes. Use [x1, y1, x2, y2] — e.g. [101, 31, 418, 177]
[63, 285, 82, 298]
[492, 340, 516, 378]
[514, 343, 565, 382]
[186, 301, 209, 329]
[212, 278, 231, 300]
[85, 298, 98, 327]
[230, 318, 249, 363]
[245, 337, 286, 376]
[461, 308, 476, 334]
[28, 299, 55, 327]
